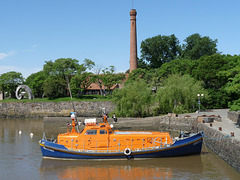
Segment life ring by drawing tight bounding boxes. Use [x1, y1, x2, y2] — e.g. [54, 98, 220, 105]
[124, 148, 131, 156]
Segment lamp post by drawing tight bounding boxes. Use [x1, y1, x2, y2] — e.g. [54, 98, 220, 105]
[197, 94, 204, 113]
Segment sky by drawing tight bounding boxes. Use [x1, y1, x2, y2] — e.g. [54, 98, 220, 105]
[1, 0, 240, 78]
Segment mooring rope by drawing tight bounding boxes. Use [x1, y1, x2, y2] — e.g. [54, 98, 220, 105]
[203, 134, 230, 141]
[15, 147, 40, 160]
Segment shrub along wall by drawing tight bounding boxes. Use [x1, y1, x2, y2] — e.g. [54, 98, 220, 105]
[0, 101, 115, 118]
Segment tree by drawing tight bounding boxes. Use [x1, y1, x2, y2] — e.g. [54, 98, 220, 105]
[112, 79, 153, 117]
[195, 54, 228, 89]
[219, 55, 240, 110]
[93, 66, 103, 96]
[83, 58, 95, 70]
[182, 33, 218, 60]
[224, 66, 240, 95]
[229, 99, 240, 111]
[157, 59, 198, 78]
[126, 68, 162, 87]
[220, 56, 240, 96]
[0, 71, 24, 98]
[70, 72, 94, 96]
[43, 77, 67, 99]
[155, 74, 207, 114]
[194, 54, 230, 108]
[43, 58, 85, 99]
[101, 66, 125, 95]
[140, 34, 181, 68]
[25, 71, 46, 98]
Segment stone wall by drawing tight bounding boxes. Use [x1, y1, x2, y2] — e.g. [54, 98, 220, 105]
[94, 116, 198, 132]
[228, 111, 240, 124]
[198, 123, 240, 172]
[0, 101, 115, 118]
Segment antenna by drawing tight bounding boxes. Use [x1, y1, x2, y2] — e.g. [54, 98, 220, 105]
[132, 0, 134, 9]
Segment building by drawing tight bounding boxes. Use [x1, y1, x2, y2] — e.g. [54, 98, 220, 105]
[84, 83, 120, 95]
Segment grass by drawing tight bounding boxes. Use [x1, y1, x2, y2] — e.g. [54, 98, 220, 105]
[0, 95, 112, 103]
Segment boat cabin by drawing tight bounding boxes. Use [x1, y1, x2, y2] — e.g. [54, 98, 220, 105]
[57, 118, 173, 153]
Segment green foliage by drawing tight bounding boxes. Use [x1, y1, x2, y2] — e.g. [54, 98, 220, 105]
[43, 58, 94, 99]
[101, 66, 125, 93]
[157, 59, 198, 77]
[70, 59, 95, 97]
[83, 58, 95, 70]
[205, 89, 230, 109]
[155, 74, 207, 114]
[91, 66, 125, 96]
[43, 77, 67, 99]
[43, 58, 82, 78]
[220, 56, 240, 95]
[25, 71, 46, 98]
[229, 99, 240, 111]
[193, 54, 232, 109]
[0, 71, 24, 98]
[70, 72, 93, 96]
[140, 34, 181, 68]
[127, 68, 162, 87]
[195, 54, 229, 89]
[112, 79, 153, 117]
[223, 67, 240, 96]
[182, 33, 218, 60]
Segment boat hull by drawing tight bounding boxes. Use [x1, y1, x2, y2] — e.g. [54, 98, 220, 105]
[39, 132, 203, 159]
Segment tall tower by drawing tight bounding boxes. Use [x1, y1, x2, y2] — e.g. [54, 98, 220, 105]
[129, 9, 138, 73]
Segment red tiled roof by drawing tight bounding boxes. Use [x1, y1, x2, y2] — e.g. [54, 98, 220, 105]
[85, 73, 129, 91]
[86, 83, 119, 90]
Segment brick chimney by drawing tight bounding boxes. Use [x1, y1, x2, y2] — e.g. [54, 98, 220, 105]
[129, 9, 138, 73]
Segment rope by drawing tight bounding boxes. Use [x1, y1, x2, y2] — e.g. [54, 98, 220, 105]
[15, 147, 40, 160]
[203, 134, 230, 141]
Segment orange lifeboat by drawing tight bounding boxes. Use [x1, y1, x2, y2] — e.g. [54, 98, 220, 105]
[39, 113, 203, 159]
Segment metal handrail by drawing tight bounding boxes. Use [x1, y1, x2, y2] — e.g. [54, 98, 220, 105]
[63, 137, 170, 153]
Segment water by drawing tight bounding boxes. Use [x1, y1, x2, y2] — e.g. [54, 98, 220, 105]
[0, 118, 239, 180]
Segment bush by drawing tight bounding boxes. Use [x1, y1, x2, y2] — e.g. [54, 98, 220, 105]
[112, 79, 153, 117]
[156, 74, 207, 114]
[230, 99, 240, 111]
[43, 77, 67, 99]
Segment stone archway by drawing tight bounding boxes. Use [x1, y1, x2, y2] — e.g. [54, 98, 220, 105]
[16, 85, 34, 100]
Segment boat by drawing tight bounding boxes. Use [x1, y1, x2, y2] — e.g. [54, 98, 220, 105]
[39, 113, 203, 159]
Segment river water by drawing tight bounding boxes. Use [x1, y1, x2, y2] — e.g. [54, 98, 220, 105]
[0, 118, 239, 180]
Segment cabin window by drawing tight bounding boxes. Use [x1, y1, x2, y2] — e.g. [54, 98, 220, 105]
[85, 130, 97, 135]
[108, 129, 113, 134]
[100, 130, 107, 134]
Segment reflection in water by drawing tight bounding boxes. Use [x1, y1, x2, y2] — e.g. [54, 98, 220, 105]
[40, 156, 203, 179]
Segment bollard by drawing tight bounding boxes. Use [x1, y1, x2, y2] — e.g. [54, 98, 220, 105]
[219, 127, 222, 131]
[210, 123, 212, 127]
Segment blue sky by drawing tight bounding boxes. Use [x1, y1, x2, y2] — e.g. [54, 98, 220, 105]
[1, 0, 240, 78]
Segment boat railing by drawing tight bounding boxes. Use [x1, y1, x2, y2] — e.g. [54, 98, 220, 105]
[63, 137, 171, 153]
